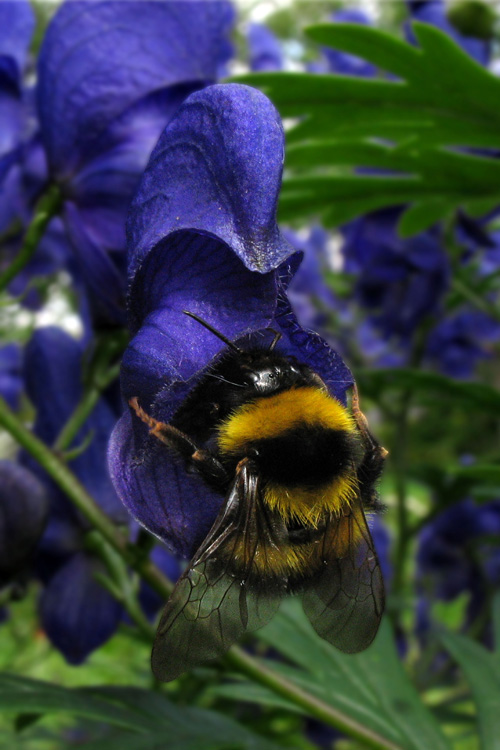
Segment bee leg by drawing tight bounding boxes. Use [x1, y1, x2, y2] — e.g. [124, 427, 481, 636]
[350, 385, 387, 512]
[351, 384, 388, 459]
[128, 397, 228, 488]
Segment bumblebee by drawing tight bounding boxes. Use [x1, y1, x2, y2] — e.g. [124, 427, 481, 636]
[129, 311, 387, 682]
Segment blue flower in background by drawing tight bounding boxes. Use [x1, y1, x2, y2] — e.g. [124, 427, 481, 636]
[0, 343, 23, 410]
[417, 498, 500, 634]
[0, 460, 49, 588]
[285, 225, 338, 334]
[109, 83, 354, 559]
[23, 327, 128, 663]
[0, 0, 37, 235]
[340, 208, 450, 344]
[35, 0, 235, 324]
[425, 309, 500, 378]
[406, 0, 491, 65]
[247, 23, 283, 72]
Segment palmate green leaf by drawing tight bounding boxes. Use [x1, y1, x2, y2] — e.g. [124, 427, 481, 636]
[281, 142, 500, 233]
[221, 600, 451, 750]
[0, 675, 281, 750]
[441, 632, 500, 750]
[233, 22, 500, 233]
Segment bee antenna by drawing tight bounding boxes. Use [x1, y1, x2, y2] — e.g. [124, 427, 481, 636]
[183, 311, 244, 354]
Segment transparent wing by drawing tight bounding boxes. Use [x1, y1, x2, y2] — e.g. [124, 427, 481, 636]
[302, 502, 384, 653]
[151, 459, 287, 682]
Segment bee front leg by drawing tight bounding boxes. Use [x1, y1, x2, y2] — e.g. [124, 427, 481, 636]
[129, 397, 228, 489]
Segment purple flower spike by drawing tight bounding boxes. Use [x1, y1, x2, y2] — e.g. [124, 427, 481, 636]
[110, 83, 354, 559]
[22, 327, 128, 662]
[37, 1, 235, 323]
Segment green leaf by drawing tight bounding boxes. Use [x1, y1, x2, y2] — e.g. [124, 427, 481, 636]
[208, 682, 303, 714]
[0, 676, 281, 750]
[397, 201, 454, 237]
[356, 368, 500, 413]
[231, 22, 500, 231]
[306, 22, 421, 79]
[0, 674, 152, 733]
[230, 600, 451, 750]
[441, 631, 500, 750]
[450, 465, 500, 486]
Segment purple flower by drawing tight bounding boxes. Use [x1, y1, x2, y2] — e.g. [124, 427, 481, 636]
[341, 208, 450, 343]
[0, 460, 49, 587]
[0, 343, 23, 410]
[417, 498, 500, 632]
[36, 0, 235, 324]
[425, 309, 500, 378]
[247, 23, 283, 72]
[109, 83, 354, 559]
[0, 0, 37, 234]
[23, 327, 128, 663]
[406, 1, 491, 66]
[0, 0, 34, 156]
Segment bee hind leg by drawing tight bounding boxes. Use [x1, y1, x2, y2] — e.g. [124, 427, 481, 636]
[128, 397, 228, 488]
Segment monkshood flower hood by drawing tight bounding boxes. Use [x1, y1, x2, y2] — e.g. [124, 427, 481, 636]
[109, 84, 354, 559]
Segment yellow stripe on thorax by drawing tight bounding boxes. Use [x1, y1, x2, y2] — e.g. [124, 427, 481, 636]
[217, 386, 356, 455]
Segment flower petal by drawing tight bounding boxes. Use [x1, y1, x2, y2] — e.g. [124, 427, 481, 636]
[40, 552, 123, 664]
[109, 410, 223, 557]
[0, 0, 35, 82]
[0, 461, 48, 585]
[123, 230, 277, 408]
[38, 0, 234, 178]
[127, 83, 291, 280]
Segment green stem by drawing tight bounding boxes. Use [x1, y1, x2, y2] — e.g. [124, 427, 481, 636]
[0, 185, 62, 293]
[54, 362, 121, 453]
[85, 531, 155, 641]
[0, 396, 400, 749]
[224, 649, 403, 750]
[451, 277, 500, 324]
[443, 216, 500, 323]
[391, 389, 411, 601]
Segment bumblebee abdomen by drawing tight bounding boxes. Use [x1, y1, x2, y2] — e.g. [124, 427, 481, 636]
[251, 425, 358, 488]
[217, 386, 362, 525]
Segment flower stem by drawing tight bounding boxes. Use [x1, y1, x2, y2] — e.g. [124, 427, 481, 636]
[53, 362, 121, 453]
[224, 649, 403, 750]
[85, 530, 155, 641]
[0, 185, 62, 293]
[391, 389, 411, 600]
